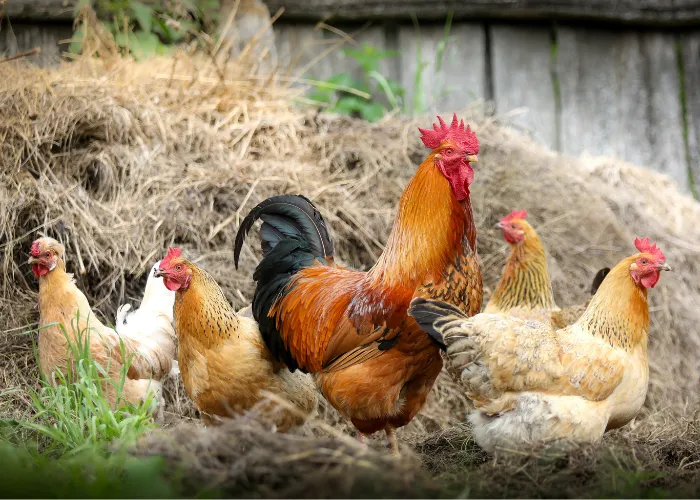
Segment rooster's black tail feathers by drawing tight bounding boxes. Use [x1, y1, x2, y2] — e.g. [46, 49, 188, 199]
[234, 195, 334, 269]
[234, 195, 334, 372]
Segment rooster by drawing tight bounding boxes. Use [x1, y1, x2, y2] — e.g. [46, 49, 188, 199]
[154, 248, 317, 430]
[486, 210, 610, 327]
[409, 237, 670, 453]
[234, 114, 483, 453]
[28, 237, 176, 413]
[115, 260, 179, 378]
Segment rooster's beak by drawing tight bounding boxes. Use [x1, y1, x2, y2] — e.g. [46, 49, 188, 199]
[466, 154, 478, 164]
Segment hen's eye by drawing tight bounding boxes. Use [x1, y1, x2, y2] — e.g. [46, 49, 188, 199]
[44, 252, 50, 257]
[641, 259, 648, 265]
[176, 265, 182, 272]
[445, 148, 453, 155]
[511, 224, 517, 229]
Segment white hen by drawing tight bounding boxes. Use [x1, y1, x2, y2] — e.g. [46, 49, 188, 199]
[116, 260, 178, 381]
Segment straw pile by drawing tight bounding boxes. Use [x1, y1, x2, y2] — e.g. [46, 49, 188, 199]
[1, 25, 700, 496]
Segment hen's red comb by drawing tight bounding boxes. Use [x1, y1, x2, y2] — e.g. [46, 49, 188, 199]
[30, 240, 41, 257]
[501, 210, 528, 223]
[419, 114, 479, 153]
[634, 237, 665, 262]
[161, 247, 183, 268]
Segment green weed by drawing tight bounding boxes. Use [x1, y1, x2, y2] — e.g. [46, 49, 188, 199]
[2, 313, 156, 456]
[71, 0, 220, 59]
[309, 43, 405, 122]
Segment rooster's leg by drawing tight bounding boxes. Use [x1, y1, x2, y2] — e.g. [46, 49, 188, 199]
[385, 426, 399, 456]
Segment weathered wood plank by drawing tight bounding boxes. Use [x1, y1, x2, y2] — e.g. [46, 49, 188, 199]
[0, 22, 72, 66]
[398, 23, 485, 115]
[682, 33, 700, 197]
[642, 32, 688, 191]
[7, 0, 700, 26]
[322, 25, 388, 83]
[556, 27, 689, 191]
[265, 0, 700, 27]
[274, 23, 334, 81]
[4, 0, 74, 21]
[557, 28, 645, 161]
[491, 24, 557, 150]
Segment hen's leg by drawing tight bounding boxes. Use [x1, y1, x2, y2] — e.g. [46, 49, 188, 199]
[385, 426, 399, 456]
[355, 431, 366, 444]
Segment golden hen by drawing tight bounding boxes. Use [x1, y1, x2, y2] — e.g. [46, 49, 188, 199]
[29, 237, 175, 414]
[410, 237, 669, 453]
[155, 248, 317, 430]
[486, 209, 609, 327]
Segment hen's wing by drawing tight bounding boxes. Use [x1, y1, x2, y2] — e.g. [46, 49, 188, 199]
[409, 298, 626, 407]
[116, 314, 176, 381]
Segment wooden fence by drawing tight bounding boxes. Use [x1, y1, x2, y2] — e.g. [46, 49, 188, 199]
[2, 0, 699, 196]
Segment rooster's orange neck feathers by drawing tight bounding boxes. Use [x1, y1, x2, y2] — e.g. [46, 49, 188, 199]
[347, 153, 473, 325]
[577, 256, 650, 351]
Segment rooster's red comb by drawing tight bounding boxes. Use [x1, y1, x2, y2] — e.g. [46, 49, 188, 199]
[161, 247, 183, 268]
[30, 240, 42, 257]
[634, 237, 665, 262]
[419, 114, 479, 153]
[501, 210, 528, 223]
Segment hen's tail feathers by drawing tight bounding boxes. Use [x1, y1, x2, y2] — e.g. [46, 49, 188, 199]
[115, 304, 132, 333]
[234, 195, 334, 269]
[409, 298, 469, 350]
[590, 267, 611, 295]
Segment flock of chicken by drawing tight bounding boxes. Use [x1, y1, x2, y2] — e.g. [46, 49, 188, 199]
[27, 114, 669, 455]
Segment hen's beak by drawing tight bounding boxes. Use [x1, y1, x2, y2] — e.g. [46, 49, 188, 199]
[657, 263, 672, 272]
[153, 268, 166, 278]
[27, 256, 38, 265]
[495, 222, 504, 229]
[466, 154, 478, 164]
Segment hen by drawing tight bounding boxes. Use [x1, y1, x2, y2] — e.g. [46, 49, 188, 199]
[115, 260, 179, 378]
[234, 114, 483, 453]
[486, 210, 609, 327]
[409, 237, 669, 453]
[155, 248, 317, 430]
[28, 237, 176, 413]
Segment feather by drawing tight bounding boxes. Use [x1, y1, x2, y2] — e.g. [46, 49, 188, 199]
[590, 267, 611, 295]
[234, 194, 334, 268]
[408, 297, 468, 350]
[250, 238, 321, 372]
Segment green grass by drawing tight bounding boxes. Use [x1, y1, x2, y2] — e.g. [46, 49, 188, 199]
[0, 313, 179, 498]
[0, 443, 181, 498]
[3, 315, 157, 456]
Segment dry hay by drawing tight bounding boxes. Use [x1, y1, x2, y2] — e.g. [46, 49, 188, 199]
[1, 37, 700, 496]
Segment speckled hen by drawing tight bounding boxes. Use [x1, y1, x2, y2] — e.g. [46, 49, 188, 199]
[155, 248, 317, 430]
